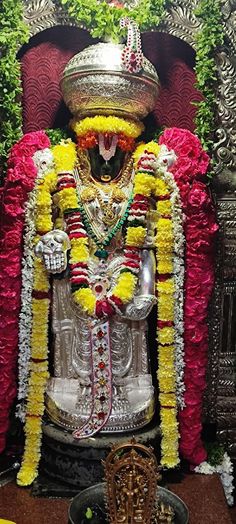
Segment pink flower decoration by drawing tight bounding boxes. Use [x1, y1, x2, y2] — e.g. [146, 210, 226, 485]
[0, 130, 50, 452]
[159, 128, 217, 466]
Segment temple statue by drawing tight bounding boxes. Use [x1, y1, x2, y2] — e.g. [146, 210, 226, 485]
[0, 19, 217, 487]
[38, 30, 163, 435]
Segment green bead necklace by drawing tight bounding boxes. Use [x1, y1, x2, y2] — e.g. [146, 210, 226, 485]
[78, 195, 133, 259]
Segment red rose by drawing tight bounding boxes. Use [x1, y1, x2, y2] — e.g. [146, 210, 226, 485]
[185, 322, 208, 342]
[9, 130, 50, 163]
[159, 128, 210, 189]
[7, 157, 37, 191]
[95, 299, 115, 318]
[187, 182, 211, 211]
[0, 259, 22, 278]
[198, 151, 210, 174]
[2, 227, 23, 251]
[184, 371, 206, 390]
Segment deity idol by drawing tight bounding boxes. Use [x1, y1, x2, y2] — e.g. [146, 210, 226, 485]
[0, 20, 217, 486]
[42, 30, 162, 437]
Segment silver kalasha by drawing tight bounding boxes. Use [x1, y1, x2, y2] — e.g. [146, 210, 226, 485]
[60, 43, 159, 119]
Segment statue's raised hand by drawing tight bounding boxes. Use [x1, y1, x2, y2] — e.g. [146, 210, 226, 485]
[35, 230, 70, 274]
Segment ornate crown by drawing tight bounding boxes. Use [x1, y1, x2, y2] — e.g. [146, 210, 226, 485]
[60, 19, 159, 121]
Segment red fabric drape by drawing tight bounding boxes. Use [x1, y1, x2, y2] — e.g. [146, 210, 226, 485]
[19, 27, 202, 133]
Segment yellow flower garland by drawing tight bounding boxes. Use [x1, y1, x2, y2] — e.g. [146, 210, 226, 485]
[133, 141, 161, 165]
[71, 115, 144, 138]
[126, 226, 146, 247]
[53, 140, 180, 468]
[155, 177, 179, 468]
[112, 272, 137, 303]
[133, 172, 156, 197]
[17, 170, 57, 486]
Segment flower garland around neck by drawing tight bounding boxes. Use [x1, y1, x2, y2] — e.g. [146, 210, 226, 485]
[17, 167, 57, 486]
[16, 134, 183, 480]
[53, 138, 157, 319]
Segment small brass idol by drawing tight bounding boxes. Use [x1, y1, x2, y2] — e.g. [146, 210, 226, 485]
[103, 439, 175, 524]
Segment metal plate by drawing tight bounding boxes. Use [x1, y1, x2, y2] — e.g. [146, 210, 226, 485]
[69, 482, 189, 523]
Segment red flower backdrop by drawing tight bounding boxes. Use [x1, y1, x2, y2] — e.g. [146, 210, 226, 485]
[160, 128, 218, 465]
[0, 131, 50, 452]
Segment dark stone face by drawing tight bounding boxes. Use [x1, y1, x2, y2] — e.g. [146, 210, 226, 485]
[88, 146, 126, 182]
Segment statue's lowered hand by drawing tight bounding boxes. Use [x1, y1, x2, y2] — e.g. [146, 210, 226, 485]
[35, 230, 70, 274]
[121, 295, 157, 321]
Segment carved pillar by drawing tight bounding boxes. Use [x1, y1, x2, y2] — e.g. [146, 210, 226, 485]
[206, 33, 236, 453]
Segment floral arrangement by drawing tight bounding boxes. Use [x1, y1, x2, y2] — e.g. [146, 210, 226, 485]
[71, 115, 144, 154]
[15, 133, 184, 479]
[0, 131, 50, 453]
[133, 141, 185, 466]
[71, 116, 144, 138]
[17, 164, 57, 486]
[159, 127, 217, 465]
[0, 122, 217, 485]
[17, 148, 55, 422]
[53, 137, 155, 319]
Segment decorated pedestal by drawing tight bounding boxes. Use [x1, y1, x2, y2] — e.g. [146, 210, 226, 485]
[32, 419, 160, 496]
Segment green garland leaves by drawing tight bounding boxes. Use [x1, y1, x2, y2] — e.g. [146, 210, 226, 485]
[0, 0, 29, 173]
[59, 0, 167, 41]
[45, 128, 71, 145]
[194, 0, 224, 150]
[205, 442, 225, 467]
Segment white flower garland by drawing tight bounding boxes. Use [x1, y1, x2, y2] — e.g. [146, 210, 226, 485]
[195, 452, 234, 506]
[156, 145, 185, 409]
[16, 148, 54, 421]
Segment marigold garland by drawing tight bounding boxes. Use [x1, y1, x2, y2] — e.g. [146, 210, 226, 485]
[17, 169, 57, 486]
[159, 127, 217, 465]
[155, 178, 179, 468]
[53, 139, 151, 317]
[134, 143, 182, 468]
[71, 115, 144, 138]
[156, 202, 179, 468]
